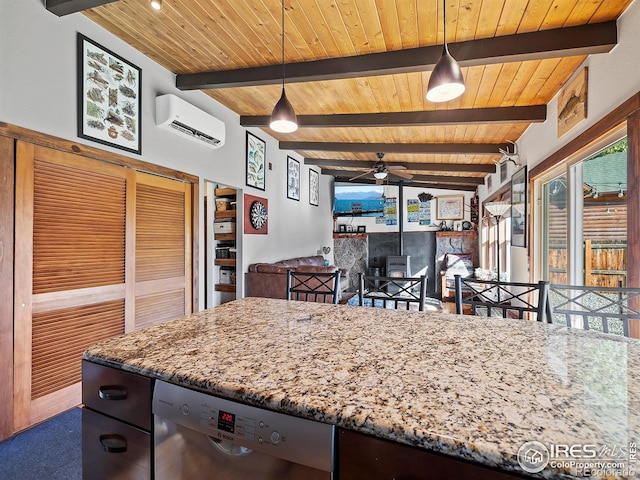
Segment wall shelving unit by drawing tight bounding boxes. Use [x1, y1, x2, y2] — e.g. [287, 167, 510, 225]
[213, 186, 237, 296]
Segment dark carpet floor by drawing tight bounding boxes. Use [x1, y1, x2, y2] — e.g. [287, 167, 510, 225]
[0, 407, 81, 480]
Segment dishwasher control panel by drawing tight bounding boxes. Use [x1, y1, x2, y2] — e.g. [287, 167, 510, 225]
[153, 380, 334, 472]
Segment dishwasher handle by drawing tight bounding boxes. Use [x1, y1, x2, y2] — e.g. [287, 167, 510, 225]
[208, 436, 253, 457]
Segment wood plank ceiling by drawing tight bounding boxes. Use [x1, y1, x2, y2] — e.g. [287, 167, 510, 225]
[65, 0, 634, 190]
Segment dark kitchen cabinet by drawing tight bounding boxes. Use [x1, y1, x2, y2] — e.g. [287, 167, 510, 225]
[338, 428, 529, 480]
[82, 360, 154, 480]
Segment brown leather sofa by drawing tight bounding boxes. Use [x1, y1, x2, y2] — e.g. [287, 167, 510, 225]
[245, 255, 348, 299]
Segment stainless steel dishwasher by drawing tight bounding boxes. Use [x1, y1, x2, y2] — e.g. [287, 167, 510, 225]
[153, 380, 335, 479]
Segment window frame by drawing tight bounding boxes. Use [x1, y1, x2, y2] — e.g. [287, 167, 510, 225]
[532, 125, 627, 283]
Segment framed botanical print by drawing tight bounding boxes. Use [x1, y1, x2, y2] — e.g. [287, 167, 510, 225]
[309, 169, 319, 206]
[287, 156, 300, 201]
[246, 132, 266, 190]
[77, 33, 142, 154]
[511, 166, 528, 247]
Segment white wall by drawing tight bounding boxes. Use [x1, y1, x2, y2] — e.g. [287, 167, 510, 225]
[0, 1, 333, 308]
[477, 0, 640, 282]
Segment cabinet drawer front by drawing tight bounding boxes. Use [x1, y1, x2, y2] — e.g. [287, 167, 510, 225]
[82, 361, 152, 430]
[82, 408, 150, 480]
[338, 429, 525, 480]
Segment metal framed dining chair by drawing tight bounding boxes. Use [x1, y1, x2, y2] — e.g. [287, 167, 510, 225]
[454, 275, 549, 322]
[546, 283, 640, 337]
[286, 270, 341, 304]
[358, 273, 431, 311]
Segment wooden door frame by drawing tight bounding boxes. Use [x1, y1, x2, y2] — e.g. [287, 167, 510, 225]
[529, 92, 640, 337]
[0, 136, 15, 440]
[0, 122, 200, 439]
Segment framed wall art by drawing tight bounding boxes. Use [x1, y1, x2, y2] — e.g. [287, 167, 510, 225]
[511, 166, 528, 247]
[500, 162, 508, 183]
[558, 67, 588, 138]
[287, 156, 300, 201]
[436, 195, 464, 220]
[309, 169, 319, 206]
[246, 132, 266, 191]
[77, 33, 142, 154]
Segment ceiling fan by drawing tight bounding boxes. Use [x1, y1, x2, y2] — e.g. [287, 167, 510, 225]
[348, 153, 414, 185]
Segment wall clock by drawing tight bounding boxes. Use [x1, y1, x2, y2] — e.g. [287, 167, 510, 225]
[244, 193, 268, 235]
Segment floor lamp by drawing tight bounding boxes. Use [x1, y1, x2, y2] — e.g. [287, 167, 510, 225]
[485, 201, 511, 299]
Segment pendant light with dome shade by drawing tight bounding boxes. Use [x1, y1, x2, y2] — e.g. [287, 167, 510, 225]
[270, 0, 298, 133]
[426, 0, 465, 103]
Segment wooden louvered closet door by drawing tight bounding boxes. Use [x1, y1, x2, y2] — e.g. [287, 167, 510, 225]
[14, 142, 192, 431]
[132, 172, 191, 330]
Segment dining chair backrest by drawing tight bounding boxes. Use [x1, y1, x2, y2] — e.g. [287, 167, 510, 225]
[286, 269, 341, 304]
[358, 273, 428, 311]
[454, 275, 549, 322]
[547, 284, 640, 337]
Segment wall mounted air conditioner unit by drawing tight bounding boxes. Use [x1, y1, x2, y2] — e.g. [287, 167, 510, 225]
[156, 94, 225, 149]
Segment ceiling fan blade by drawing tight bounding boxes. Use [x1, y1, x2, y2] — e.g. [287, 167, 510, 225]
[349, 170, 374, 181]
[387, 165, 407, 170]
[390, 170, 413, 179]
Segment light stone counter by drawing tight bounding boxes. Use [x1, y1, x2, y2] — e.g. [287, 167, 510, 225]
[84, 297, 640, 479]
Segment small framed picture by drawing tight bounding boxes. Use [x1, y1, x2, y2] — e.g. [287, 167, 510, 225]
[309, 169, 319, 206]
[286, 156, 300, 201]
[246, 131, 266, 191]
[338, 224, 347, 233]
[500, 162, 508, 183]
[357, 225, 366, 233]
[511, 166, 528, 247]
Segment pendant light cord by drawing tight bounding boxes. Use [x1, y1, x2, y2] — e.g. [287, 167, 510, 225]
[442, 0, 448, 52]
[281, 0, 285, 89]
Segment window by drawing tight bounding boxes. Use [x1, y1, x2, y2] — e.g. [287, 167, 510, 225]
[535, 133, 627, 286]
[480, 195, 511, 279]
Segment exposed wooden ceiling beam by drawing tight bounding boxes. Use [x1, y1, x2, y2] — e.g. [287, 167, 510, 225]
[46, 0, 118, 16]
[322, 169, 484, 185]
[177, 22, 616, 89]
[306, 158, 495, 173]
[241, 106, 546, 128]
[331, 175, 478, 192]
[409, 181, 478, 192]
[282, 142, 506, 155]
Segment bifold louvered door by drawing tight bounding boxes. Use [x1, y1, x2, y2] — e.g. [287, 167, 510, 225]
[13, 142, 192, 431]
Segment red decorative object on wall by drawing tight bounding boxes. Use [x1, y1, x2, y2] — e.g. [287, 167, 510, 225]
[244, 193, 268, 235]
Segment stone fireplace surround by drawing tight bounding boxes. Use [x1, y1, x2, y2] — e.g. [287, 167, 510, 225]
[333, 232, 437, 294]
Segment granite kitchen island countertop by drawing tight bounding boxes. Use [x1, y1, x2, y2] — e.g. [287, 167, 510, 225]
[84, 297, 640, 479]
